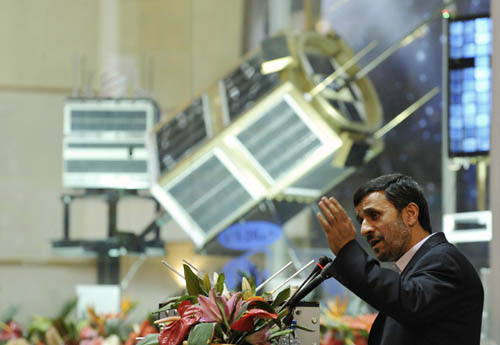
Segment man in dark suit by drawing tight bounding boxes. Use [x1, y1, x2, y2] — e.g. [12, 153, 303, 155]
[317, 174, 484, 345]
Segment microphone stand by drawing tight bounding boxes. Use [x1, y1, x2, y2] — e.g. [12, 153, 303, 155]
[281, 260, 336, 327]
[286, 256, 332, 306]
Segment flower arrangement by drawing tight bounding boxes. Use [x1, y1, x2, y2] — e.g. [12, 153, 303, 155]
[320, 296, 376, 345]
[0, 320, 24, 345]
[79, 296, 147, 345]
[0, 297, 157, 345]
[138, 264, 295, 345]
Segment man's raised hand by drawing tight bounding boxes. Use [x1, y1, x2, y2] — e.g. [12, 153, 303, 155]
[317, 196, 357, 255]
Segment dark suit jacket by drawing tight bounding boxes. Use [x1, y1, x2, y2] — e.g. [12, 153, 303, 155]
[331, 232, 484, 345]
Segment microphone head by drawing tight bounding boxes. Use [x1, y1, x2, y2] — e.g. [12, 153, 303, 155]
[283, 256, 333, 311]
[319, 260, 336, 279]
[317, 256, 332, 267]
[308, 256, 333, 278]
[286, 260, 335, 309]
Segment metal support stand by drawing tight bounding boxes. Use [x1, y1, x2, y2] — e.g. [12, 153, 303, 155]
[55, 189, 164, 285]
[107, 190, 119, 238]
[62, 194, 72, 240]
[98, 253, 120, 284]
[477, 160, 488, 211]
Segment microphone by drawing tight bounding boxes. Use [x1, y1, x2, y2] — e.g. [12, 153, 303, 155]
[283, 260, 336, 311]
[305, 256, 332, 282]
[288, 256, 332, 304]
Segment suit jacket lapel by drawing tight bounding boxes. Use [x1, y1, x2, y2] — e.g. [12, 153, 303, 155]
[400, 232, 448, 277]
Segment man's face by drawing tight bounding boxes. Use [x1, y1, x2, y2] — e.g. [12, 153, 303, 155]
[355, 191, 411, 262]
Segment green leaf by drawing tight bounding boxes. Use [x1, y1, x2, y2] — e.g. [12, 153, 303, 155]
[268, 328, 294, 339]
[216, 273, 225, 294]
[358, 329, 369, 338]
[136, 333, 159, 345]
[246, 300, 275, 314]
[56, 298, 78, 320]
[202, 273, 212, 293]
[215, 299, 230, 330]
[250, 276, 256, 296]
[234, 302, 248, 322]
[105, 318, 133, 342]
[151, 295, 198, 314]
[241, 277, 252, 300]
[27, 316, 52, 341]
[1, 305, 19, 323]
[213, 323, 225, 341]
[152, 295, 182, 312]
[28, 316, 52, 332]
[271, 286, 290, 308]
[187, 322, 215, 345]
[294, 324, 314, 332]
[262, 291, 273, 301]
[65, 322, 79, 342]
[273, 308, 289, 329]
[184, 264, 204, 296]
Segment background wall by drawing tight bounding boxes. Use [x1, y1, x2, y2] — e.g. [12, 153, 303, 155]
[0, 0, 245, 324]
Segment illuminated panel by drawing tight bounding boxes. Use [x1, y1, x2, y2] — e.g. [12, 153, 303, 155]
[236, 96, 322, 181]
[448, 16, 491, 157]
[221, 53, 280, 122]
[155, 96, 210, 175]
[70, 110, 147, 131]
[63, 98, 157, 190]
[166, 153, 253, 233]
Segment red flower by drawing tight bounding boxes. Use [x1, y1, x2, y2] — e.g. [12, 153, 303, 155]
[354, 334, 368, 345]
[245, 296, 266, 304]
[124, 319, 158, 345]
[138, 319, 158, 336]
[158, 301, 202, 345]
[0, 321, 23, 341]
[230, 309, 277, 332]
[320, 330, 343, 345]
[244, 325, 271, 345]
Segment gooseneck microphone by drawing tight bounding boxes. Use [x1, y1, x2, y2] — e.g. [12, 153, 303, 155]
[285, 260, 336, 309]
[281, 259, 337, 327]
[286, 256, 332, 306]
[280, 256, 334, 325]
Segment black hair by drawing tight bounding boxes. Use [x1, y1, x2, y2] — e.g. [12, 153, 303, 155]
[353, 174, 432, 233]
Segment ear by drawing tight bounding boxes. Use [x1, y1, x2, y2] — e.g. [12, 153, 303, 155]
[403, 202, 419, 227]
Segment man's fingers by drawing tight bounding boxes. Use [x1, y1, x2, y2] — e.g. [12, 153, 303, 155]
[320, 197, 343, 223]
[327, 196, 349, 221]
[318, 198, 336, 223]
[317, 195, 356, 256]
[329, 196, 347, 213]
[317, 213, 339, 253]
[316, 212, 329, 230]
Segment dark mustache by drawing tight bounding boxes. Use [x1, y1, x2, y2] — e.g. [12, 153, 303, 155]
[366, 234, 384, 244]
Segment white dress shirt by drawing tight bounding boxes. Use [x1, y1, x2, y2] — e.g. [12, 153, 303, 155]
[394, 232, 437, 273]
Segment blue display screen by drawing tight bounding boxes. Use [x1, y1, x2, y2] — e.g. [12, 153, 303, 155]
[448, 16, 491, 157]
[217, 221, 282, 251]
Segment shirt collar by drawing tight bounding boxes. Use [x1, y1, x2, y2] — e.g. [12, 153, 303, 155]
[394, 232, 436, 273]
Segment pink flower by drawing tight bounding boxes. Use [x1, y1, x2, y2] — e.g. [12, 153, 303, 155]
[80, 326, 99, 340]
[245, 325, 271, 345]
[79, 337, 103, 345]
[198, 289, 224, 323]
[198, 289, 243, 324]
[225, 292, 244, 324]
